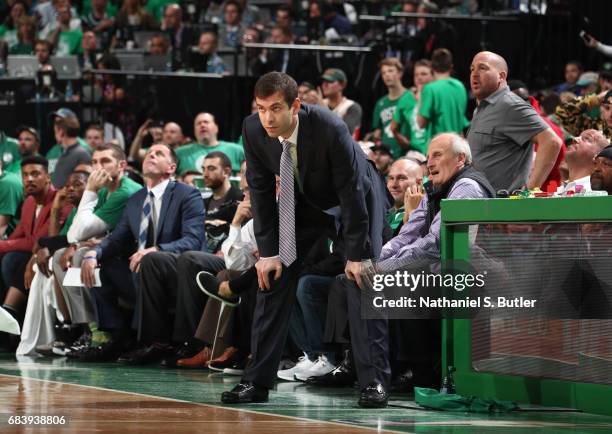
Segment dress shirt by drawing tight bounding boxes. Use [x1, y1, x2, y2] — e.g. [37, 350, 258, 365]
[221, 219, 257, 271]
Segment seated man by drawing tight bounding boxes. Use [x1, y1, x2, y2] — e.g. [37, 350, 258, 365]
[4, 126, 41, 174]
[0, 157, 69, 338]
[17, 169, 90, 355]
[75, 144, 206, 361]
[202, 152, 243, 253]
[362, 133, 496, 387]
[385, 158, 423, 234]
[558, 129, 609, 194]
[48, 144, 141, 353]
[591, 145, 612, 194]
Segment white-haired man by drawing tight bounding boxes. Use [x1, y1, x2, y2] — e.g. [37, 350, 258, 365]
[373, 132, 496, 273]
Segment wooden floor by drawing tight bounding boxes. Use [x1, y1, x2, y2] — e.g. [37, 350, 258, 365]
[2, 353, 612, 434]
[0, 375, 383, 433]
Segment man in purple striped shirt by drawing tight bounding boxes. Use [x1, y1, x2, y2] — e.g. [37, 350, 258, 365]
[376, 132, 496, 273]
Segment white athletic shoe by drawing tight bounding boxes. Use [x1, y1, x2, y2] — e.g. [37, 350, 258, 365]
[277, 354, 314, 382]
[294, 355, 334, 382]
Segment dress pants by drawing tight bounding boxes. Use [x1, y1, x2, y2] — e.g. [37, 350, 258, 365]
[0, 251, 31, 298]
[90, 257, 138, 332]
[53, 247, 95, 324]
[138, 251, 226, 344]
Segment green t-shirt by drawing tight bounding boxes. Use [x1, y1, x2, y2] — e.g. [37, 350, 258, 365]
[146, 0, 175, 20]
[386, 207, 405, 234]
[56, 29, 83, 55]
[94, 176, 142, 229]
[176, 141, 245, 175]
[46, 138, 92, 174]
[393, 91, 430, 155]
[81, 0, 118, 18]
[60, 208, 77, 236]
[0, 26, 18, 49]
[371, 91, 410, 159]
[0, 171, 23, 236]
[0, 133, 21, 174]
[419, 78, 469, 137]
[9, 42, 33, 55]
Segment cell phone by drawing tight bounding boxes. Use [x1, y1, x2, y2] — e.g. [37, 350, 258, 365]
[580, 30, 592, 44]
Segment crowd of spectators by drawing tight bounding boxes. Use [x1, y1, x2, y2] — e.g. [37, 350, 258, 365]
[0, 0, 611, 407]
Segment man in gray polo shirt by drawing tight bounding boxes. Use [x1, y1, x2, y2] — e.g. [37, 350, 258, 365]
[51, 114, 91, 188]
[467, 51, 562, 191]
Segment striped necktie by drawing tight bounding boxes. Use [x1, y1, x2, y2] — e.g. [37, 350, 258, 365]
[138, 191, 154, 250]
[279, 139, 297, 266]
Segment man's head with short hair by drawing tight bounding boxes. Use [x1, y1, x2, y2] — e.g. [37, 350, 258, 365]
[431, 48, 453, 74]
[565, 129, 609, 169]
[193, 112, 219, 145]
[369, 144, 393, 176]
[180, 169, 201, 187]
[53, 109, 81, 142]
[565, 60, 583, 85]
[413, 59, 433, 88]
[599, 70, 612, 92]
[224, 0, 242, 26]
[202, 151, 232, 190]
[163, 4, 183, 30]
[92, 143, 127, 183]
[591, 145, 612, 194]
[35, 39, 52, 64]
[254, 72, 300, 139]
[85, 124, 104, 151]
[379, 57, 404, 89]
[198, 31, 218, 54]
[21, 155, 50, 198]
[276, 5, 293, 29]
[143, 143, 178, 180]
[16, 126, 40, 157]
[82, 30, 98, 51]
[387, 159, 422, 208]
[149, 34, 169, 55]
[470, 51, 509, 103]
[271, 25, 293, 44]
[426, 133, 471, 188]
[163, 122, 184, 148]
[66, 170, 90, 206]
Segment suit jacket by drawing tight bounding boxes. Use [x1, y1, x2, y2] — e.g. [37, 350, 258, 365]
[0, 187, 67, 253]
[96, 180, 206, 260]
[243, 103, 390, 262]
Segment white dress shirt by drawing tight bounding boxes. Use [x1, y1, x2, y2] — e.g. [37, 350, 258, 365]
[221, 220, 257, 271]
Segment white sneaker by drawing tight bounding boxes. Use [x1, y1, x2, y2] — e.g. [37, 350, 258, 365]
[295, 355, 334, 382]
[277, 354, 314, 382]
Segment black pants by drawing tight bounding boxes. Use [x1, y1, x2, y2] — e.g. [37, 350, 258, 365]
[138, 251, 225, 344]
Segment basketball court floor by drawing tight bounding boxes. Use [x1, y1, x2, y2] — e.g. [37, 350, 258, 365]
[1, 353, 611, 433]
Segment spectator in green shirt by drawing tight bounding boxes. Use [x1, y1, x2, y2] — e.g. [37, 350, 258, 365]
[385, 158, 423, 235]
[370, 57, 409, 159]
[417, 48, 469, 137]
[176, 112, 244, 175]
[391, 59, 434, 155]
[4, 126, 41, 175]
[8, 16, 36, 55]
[47, 4, 83, 55]
[0, 164, 23, 238]
[0, 131, 21, 174]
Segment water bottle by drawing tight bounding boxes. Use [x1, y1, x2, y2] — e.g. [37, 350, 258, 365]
[440, 366, 456, 394]
[65, 80, 74, 101]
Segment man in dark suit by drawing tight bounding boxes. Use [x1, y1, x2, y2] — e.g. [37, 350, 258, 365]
[78, 144, 206, 361]
[221, 72, 392, 408]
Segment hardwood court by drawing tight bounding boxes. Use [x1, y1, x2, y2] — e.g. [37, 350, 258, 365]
[1, 354, 612, 434]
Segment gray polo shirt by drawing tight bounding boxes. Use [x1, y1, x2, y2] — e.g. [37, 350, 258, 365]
[467, 85, 548, 192]
[51, 142, 92, 188]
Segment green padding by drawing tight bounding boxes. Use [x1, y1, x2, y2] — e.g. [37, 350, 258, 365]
[415, 387, 519, 413]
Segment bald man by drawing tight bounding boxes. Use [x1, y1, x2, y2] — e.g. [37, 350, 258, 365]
[467, 51, 562, 191]
[162, 122, 184, 149]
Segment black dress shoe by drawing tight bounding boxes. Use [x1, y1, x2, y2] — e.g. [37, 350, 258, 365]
[358, 383, 389, 408]
[306, 349, 355, 387]
[221, 381, 268, 404]
[73, 341, 122, 362]
[160, 339, 205, 368]
[196, 271, 240, 307]
[118, 344, 173, 365]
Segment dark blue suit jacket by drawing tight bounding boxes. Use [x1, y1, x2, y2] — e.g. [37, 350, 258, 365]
[243, 103, 390, 262]
[96, 180, 206, 260]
